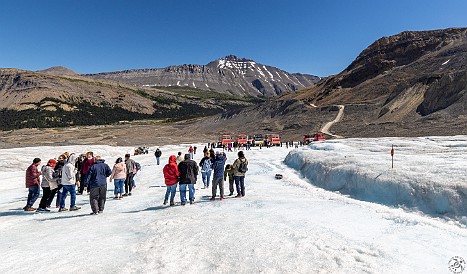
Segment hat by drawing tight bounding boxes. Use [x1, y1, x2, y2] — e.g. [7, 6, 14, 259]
[33, 158, 41, 164]
[47, 159, 57, 167]
[238, 151, 244, 158]
[184, 154, 191, 160]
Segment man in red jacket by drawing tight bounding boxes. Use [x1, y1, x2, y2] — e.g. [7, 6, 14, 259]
[163, 155, 180, 206]
[79, 152, 94, 194]
[24, 158, 42, 211]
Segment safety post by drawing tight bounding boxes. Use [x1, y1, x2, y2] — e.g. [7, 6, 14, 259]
[390, 145, 394, 169]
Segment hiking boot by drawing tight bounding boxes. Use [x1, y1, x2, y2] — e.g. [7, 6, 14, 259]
[23, 206, 28, 210]
[59, 207, 68, 212]
[209, 197, 215, 201]
[235, 194, 242, 198]
[90, 212, 98, 215]
[25, 207, 35, 212]
[69, 206, 81, 211]
[113, 196, 118, 199]
[98, 210, 103, 214]
[190, 200, 195, 205]
[163, 200, 168, 205]
[181, 202, 186, 206]
[170, 202, 175, 206]
[122, 193, 129, 197]
[220, 197, 225, 201]
[128, 192, 132, 196]
[228, 193, 233, 196]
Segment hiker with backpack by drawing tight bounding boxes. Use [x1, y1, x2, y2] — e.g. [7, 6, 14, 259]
[155, 148, 162, 165]
[124, 154, 136, 196]
[210, 151, 226, 200]
[232, 151, 248, 198]
[163, 155, 180, 206]
[199, 152, 213, 189]
[178, 154, 199, 205]
[224, 164, 235, 196]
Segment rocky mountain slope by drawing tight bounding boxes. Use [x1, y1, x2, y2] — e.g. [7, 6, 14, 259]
[0, 69, 257, 130]
[191, 28, 467, 139]
[37, 66, 79, 76]
[85, 55, 320, 97]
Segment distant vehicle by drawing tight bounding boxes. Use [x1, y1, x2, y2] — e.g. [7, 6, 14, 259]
[266, 134, 281, 146]
[134, 146, 149, 155]
[253, 134, 263, 146]
[236, 134, 248, 146]
[218, 135, 232, 147]
[303, 132, 327, 144]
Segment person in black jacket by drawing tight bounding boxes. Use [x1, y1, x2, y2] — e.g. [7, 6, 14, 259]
[85, 156, 112, 215]
[154, 148, 162, 165]
[178, 154, 199, 205]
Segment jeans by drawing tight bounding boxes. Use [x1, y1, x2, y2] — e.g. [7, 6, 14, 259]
[114, 179, 125, 195]
[60, 185, 76, 208]
[190, 152, 194, 159]
[26, 185, 40, 207]
[201, 171, 211, 187]
[164, 185, 177, 203]
[179, 184, 195, 203]
[156, 157, 160, 165]
[234, 176, 245, 196]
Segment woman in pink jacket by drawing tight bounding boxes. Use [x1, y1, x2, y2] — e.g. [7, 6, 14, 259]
[110, 157, 127, 199]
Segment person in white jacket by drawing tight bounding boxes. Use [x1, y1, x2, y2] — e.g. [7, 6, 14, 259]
[59, 154, 81, 212]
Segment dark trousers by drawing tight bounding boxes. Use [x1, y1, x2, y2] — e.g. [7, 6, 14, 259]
[125, 173, 134, 194]
[228, 177, 234, 194]
[90, 185, 107, 213]
[46, 188, 60, 207]
[234, 176, 245, 196]
[39, 187, 51, 209]
[79, 173, 87, 194]
[26, 185, 40, 207]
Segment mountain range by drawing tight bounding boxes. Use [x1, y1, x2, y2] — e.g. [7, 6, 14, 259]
[192, 28, 467, 139]
[1, 27, 466, 140]
[85, 55, 320, 97]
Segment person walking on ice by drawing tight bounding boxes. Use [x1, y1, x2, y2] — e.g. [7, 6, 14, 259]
[163, 155, 180, 206]
[85, 156, 112, 215]
[232, 151, 248, 198]
[210, 151, 226, 200]
[178, 154, 198, 205]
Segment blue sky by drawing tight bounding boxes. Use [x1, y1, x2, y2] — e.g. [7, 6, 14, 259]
[1, 0, 466, 76]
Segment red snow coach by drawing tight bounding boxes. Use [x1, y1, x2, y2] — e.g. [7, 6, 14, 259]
[218, 135, 232, 147]
[304, 132, 326, 144]
[266, 134, 281, 146]
[236, 134, 248, 146]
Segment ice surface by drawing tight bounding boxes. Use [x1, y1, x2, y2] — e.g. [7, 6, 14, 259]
[0, 141, 465, 273]
[285, 136, 467, 223]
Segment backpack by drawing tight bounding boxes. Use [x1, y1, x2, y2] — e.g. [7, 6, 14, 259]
[202, 158, 211, 171]
[135, 162, 141, 171]
[237, 160, 248, 173]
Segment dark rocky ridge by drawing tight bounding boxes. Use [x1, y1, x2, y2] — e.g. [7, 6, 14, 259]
[84, 55, 320, 97]
[190, 28, 467, 140]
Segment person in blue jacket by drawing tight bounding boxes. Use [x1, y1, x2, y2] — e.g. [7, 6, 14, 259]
[85, 156, 112, 215]
[210, 151, 226, 200]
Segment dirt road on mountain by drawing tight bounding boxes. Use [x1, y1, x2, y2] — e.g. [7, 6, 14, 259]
[320, 105, 345, 134]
